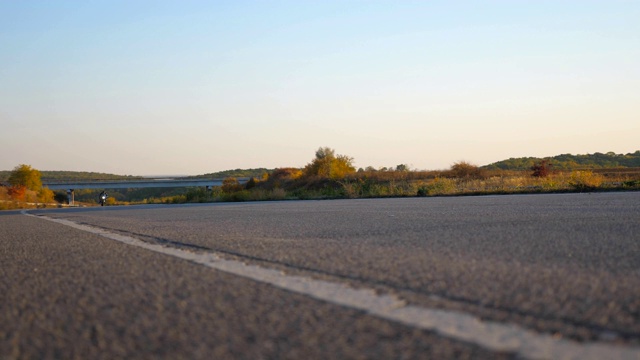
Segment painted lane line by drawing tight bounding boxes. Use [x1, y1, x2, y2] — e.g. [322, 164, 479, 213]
[25, 211, 640, 360]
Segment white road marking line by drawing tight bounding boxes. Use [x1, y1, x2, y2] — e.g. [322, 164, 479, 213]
[24, 211, 640, 360]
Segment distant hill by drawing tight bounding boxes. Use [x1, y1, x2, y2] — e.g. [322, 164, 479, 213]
[483, 151, 640, 170]
[0, 170, 142, 182]
[41, 171, 143, 182]
[0, 168, 273, 183]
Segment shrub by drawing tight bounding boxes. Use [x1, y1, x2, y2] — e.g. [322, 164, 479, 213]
[221, 177, 243, 193]
[448, 161, 486, 179]
[38, 188, 55, 203]
[569, 171, 603, 191]
[338, 181, 358, 198]
[270, 168, 303, 180]
[303, 147, 356, 179]
[245, 177, 257, 189]
[623, 180, 640, 188]
[221, 190, 251, 202]
[531, 160, 552, 177]
[8, 185, 26, 201]
[169, 195, 187, 204]
[419, 178, 457, 196]
[269, 188, 287, 200]
[263, 168, 303, 189]
[53, 191, 68, 203]
[185, 188, 213, 202]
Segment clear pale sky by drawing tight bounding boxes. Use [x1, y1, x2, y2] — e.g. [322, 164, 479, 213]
[2, 1, 639, 175]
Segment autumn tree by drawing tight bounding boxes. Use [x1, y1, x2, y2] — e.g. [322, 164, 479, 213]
[448, 161, 485, 179]
[221, 177, 243, 193]
[38, 188, 55, 203]
[531, 160, 552, 177]
[8, 164, 42, 191]
[303, 147, 356, 179]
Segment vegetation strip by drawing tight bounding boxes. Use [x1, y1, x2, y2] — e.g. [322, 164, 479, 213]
[3, 150, 640, 208]
[23, 211, 640, 360]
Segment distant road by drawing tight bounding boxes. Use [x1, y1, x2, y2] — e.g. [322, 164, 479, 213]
[2, 192, 639, 359]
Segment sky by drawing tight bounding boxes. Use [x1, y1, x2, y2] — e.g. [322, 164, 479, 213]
[1, 1, 639, 175]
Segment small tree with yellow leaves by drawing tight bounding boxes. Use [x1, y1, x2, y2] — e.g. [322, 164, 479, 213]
[8, 164, 42, 191]
[303, 147, 356, 179]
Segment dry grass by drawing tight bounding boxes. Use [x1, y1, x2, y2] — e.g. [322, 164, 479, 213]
[7, 167, 635, 208]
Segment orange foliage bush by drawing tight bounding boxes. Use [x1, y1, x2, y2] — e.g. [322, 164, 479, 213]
[8, 185, 27, 201]
[270, 168, 303, 180]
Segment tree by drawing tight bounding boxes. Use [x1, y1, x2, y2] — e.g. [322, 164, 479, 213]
[245, 177, 257, 190]
[221, 177, 242, 193]
[8, 164, 42, 191]
[303, 147, 356, 179]
[37, 187, 55, 203]
[449, 161, 485, 179]
[531, 160, 552, 177]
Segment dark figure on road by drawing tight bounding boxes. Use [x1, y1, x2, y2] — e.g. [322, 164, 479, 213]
[99, 191, 108, 206]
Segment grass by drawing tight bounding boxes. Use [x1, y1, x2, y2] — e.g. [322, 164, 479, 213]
[76, 168, 640, 204]
[3, 168, 639, 209]
[242, 168, 640, 201]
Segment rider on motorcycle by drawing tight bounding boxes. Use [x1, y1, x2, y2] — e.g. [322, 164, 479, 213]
[99, 191, 108, 206]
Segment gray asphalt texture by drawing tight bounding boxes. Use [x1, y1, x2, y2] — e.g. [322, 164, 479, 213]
[2, 192, 639, 359]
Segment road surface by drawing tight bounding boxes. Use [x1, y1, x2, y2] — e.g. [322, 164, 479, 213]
[1, 192, 639, 359]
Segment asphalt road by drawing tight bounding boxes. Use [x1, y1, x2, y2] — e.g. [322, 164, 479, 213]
[1, 192, 639, 359]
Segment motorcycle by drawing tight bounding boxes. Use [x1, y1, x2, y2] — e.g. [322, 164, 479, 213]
[99, 192, 108, 206]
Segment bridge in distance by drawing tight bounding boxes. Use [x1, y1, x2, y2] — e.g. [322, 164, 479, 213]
[43, 178, 249, 205]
